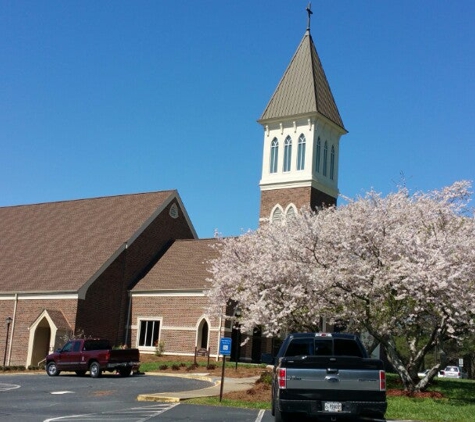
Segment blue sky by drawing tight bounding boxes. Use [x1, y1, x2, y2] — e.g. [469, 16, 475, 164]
[1, 1, 474, 238]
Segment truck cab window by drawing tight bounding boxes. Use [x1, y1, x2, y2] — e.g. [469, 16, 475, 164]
[314, 339, 332, 356]
[334, 338, 364, 357]
[285, 339, 314, 356]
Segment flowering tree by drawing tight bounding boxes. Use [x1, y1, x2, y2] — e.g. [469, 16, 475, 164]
[207, 181, 475, 392]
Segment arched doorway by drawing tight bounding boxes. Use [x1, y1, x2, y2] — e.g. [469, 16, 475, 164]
[31, 318, 51, 367]
[26, 309, 72, 368]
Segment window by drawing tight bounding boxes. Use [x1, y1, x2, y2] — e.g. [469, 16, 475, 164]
[197, 319, 209, 349]
[270, 138, 279, 173]
[271, 207, 283, 223]
[323, 141, 328, 177]
[286, 206, 296, 220]
[138, 319, 160, 347]
[283, 136, 292, 172]
[315, 137, 321, 173]
[330, 145, 335, 180]
[297, 134, 306, 170]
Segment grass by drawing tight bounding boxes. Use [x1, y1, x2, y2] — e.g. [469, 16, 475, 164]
[385, 375, 475, 422]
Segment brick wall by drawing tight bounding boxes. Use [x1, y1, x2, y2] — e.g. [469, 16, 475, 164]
[131, 295, 222, 356]
[2, 298, 77, 366]
[260, 187, 336, 220]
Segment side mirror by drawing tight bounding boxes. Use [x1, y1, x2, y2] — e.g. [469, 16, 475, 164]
[261, 353, 274, 365]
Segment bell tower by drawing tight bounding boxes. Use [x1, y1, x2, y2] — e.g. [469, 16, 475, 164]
[258, 6, 347, 224]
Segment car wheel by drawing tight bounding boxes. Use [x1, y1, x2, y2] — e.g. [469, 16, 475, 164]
[119, 367, 132, 377]
[46, 362, 60, 376]
[89, 362, 102, 378]
[75, 370, 86, 376]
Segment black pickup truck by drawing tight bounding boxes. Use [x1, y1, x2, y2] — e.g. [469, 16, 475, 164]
[264, 332, 387, 421]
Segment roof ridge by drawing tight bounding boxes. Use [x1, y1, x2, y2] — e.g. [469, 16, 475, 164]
[0, 189, 177, 210]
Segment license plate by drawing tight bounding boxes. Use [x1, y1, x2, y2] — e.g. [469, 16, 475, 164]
[324, 402, 342, 412]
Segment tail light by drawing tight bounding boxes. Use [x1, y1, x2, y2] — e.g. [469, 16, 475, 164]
[105, 351, 110, 361]
[379, 370, 386, 391]
[278, 368, 287, 389]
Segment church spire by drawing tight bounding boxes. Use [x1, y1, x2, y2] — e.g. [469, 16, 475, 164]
[258, 9, 347, 224]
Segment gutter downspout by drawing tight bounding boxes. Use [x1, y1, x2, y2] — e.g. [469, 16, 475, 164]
[124, 291, 132, 346]
[8, 294, 18, 366]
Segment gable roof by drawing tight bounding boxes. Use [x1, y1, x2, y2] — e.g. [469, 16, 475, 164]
[132, 238, 219, 292]
[0, 190, 194, 294]
[259, 30, 345, 131]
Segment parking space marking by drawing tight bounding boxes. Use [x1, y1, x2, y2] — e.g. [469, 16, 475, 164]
[43, 403, 179, 422]
[0, 382, 21, 392]
[255, 409, 265, 422]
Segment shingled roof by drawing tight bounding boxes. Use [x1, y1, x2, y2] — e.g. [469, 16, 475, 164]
[259, 30, 345, 131]
[133, 238, 219, 291]
[0, 190, 188, 294]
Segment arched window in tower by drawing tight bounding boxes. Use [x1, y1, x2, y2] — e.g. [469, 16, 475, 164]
[315, 137, 321, 173]
[330, 145, 335, 180]
[271, 206, 283, 223]
[297, 134, 306, 170]
[286, 205, 297, 220]
[323, 141, 328, 177]
[270, 138, 279, 174]
[283, 136, 292, 172]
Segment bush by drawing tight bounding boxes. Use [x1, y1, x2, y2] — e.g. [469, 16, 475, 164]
[171, 364, 180, 371]
[158, 364, 168, 370]
[186, 364, 199, 371]
[206, 364, 217, 370]
[257, 370, 273, 385]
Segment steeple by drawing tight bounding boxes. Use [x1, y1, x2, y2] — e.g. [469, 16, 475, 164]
[258, 8, 347, 224]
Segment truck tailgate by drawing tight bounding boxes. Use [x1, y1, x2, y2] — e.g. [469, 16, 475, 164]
[283, 356, 384, 392]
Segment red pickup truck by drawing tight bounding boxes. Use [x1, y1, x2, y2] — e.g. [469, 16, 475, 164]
[45, 339, 140, 378]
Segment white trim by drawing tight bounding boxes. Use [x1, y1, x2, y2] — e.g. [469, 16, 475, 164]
[0, 293, 78, 300]
[132, 290, 205, 297]
[135, 316, 163, 348]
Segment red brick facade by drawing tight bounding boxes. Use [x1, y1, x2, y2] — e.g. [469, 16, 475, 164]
[260, 186, 336, 220]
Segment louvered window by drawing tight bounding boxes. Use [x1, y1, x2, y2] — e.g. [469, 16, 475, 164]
[323, 141, 328, 177]
[283, 136, 292, 172]
[297, 134, 306, 170]
[330, 145, 335, 180]
[315, 137, 321, 173]
[270, 138, 279, 173]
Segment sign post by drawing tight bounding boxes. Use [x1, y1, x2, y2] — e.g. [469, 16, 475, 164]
[219, 337, 232, 402]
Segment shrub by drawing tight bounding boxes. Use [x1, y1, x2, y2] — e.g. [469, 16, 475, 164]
[154, 340, 165, 357]
[158, 364, 168, 370]
[171, 364, 180, 371]
[257, 370, 273, 385]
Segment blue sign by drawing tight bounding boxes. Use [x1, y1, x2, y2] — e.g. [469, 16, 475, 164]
[219, 337, 232, 356]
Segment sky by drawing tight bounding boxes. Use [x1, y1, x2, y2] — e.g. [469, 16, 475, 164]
[1, 1, 474, 238]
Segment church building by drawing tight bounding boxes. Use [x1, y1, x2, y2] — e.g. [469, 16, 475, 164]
[0, 13, 345, 366]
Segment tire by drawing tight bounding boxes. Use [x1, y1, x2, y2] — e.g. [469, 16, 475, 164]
[89, 362, 102, 378]
[119, 367, 132, 377]
[46, 362, 60, 376]
[75, 370, 86, 376]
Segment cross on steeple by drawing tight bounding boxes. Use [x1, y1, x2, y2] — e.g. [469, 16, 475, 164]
[306, 2, 313, 32]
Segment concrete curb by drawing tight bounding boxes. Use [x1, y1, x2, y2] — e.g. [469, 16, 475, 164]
[137, 372, 259, 402]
